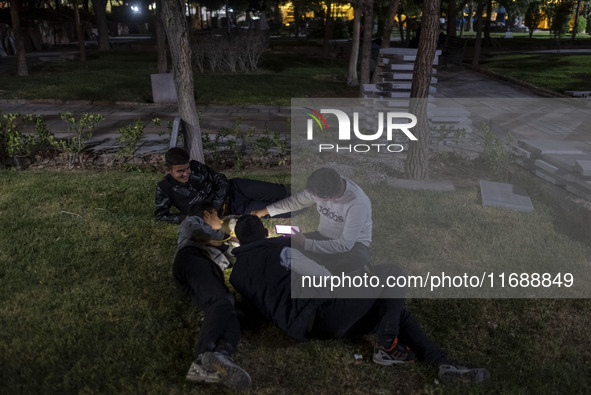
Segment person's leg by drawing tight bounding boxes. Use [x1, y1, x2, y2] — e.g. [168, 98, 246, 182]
[173, 247, 241, 355]
[228, 178, 290, 215]
[300, 232, 371, 273]
[173, 247, 250, 388]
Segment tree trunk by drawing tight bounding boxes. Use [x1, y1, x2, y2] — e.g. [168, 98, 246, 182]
[405, 0, 441, 180]
[160, 0, 204, 163]
[93, 0, 110, 50]
[9, 0, 28, 76]
[380, 0, 401, 49]
[347, 3, 361, 86]
[484, 0, 492, 45]
[472, 1, 485, 66]
[155, 0, 168, 73]
[447, 0, 457, 37]
[571, 0, 582, 44]
[467, 1, 473, 31]
[323, 0, 334, 57]
[359, 0, 373, 88]
[73, 0, 86, 62]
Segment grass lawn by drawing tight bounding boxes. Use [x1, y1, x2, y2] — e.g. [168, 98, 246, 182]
[0, 47, 357, 105]
[1, 167, 591, 393]
[478, 53, 591, 93]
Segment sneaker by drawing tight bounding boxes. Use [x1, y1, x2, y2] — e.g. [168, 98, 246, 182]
[186, 358, 220, 384]
[373, 338, 416, 366]
[201, 351, 252, 390]
[438, 364, 490, 384]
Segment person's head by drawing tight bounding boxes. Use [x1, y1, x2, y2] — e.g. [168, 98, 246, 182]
[165, 147, 191, 183]
[189, 202, 223, 230]
[305, 167, 345, 199]
[234, 215, 268, 245]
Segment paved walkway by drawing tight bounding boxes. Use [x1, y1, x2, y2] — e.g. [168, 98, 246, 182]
[0, 63, 589, 154]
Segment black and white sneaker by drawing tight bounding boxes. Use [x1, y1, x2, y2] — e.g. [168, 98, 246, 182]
[438, 364, 490, 384]
[186, 357, 220, 384]
[201, 351, 252, 389]
[373, 337, 416, 366]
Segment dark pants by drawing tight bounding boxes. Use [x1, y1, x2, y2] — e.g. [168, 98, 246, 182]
[228, 178, 290, 216]
[301, 231, 371, 274]
[308, 265, 449, 365]
[173, 246, 241, 356]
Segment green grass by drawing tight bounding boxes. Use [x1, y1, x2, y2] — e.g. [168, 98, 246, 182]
[1, 168, 591, 393]
[479, 53, 591, 92]
[0, 47, 356, 105]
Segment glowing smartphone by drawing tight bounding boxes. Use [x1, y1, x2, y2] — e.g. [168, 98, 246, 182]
[274, 224, 301, 235]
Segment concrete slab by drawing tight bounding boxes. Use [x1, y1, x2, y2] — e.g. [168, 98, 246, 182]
[517, 139, 585, 156]
[566, 184, 591, 201]
[480, 180, 534, 212]
[542, 154, 591, 172]
[150, 73, 178, 104]
[388, 179, 455, 191]
[575, 160, 591, 177]
[535, 169, 566, 186]
[534, 159, 560, 174]
[512, 145, 531, 159]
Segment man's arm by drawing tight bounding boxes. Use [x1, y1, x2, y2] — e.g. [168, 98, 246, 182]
[260, 190, 316, 217]
[304, 202, 369, 254]
[155, 184, 186, 224]
[192, 160, 229, 210]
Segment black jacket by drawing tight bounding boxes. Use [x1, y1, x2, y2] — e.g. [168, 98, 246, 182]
[155, 160, 230, 224]
[230, 238, 323, 341]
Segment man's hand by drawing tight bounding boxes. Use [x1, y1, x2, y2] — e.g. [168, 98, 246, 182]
[250, 208, 269, 218]
[291, 229, 306, 247]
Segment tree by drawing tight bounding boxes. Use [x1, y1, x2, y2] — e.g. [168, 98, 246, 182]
[380, 0, 402, 48]
[155, 0, 168, 73]
[471, 0, 486, 66]
[405, 0, 441, 180]
[524, 0, 545, 38]
[92, 0, 110, 50]
[160, 0, 205, 162]
[447, 0, 458, 37]
[348, 1, 361, 86]
[359, 0, 374, 87]
[73, 0, 86, 62]
[571, 0, 583, 43]
[323, 0, 334, 56]
[9, 0, 28, 76]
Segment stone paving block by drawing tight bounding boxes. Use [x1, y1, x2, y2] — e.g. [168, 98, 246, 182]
[575, 160, 591, 177]
[542, 154, 591, 172]
[480, 180, 534, 212]
[534, 159, 560, 174]
[573, 178, 591, 192]
[514, 157, 534, 170]
[512, 145, 531, 159]
[517, 139, 585, 156]
[387, 179, 455, 191]
[535, 169, 566, 186]
[566, 185, 591, 201]
[150, 73, 178, 104]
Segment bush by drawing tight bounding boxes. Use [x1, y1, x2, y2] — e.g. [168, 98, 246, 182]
[190, 30, 268, 73]
[578, 16, 587, 34]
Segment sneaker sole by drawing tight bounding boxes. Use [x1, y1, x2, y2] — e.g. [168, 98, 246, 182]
[202, 352, 252, 390]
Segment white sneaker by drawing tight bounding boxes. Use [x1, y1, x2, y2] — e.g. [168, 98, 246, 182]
[186, 358, 220, 384]
[202, 351, 252, 389]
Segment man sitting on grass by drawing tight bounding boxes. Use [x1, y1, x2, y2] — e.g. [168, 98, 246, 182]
[251, 167, 372, 274]
[229, 215, 490, 385]
[172, 203, 251, 389]
[155, 147, 290, 224]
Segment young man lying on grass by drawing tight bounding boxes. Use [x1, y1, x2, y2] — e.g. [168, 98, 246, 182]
[155, 147, 290, 224]
[172, 203, 251, 389]
[229, 215, 491, 385]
